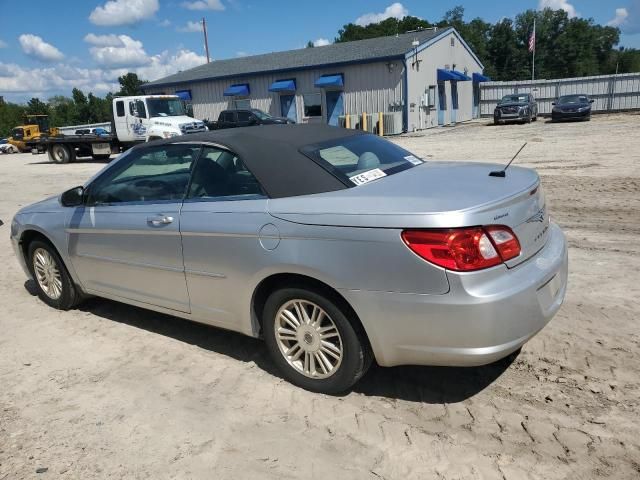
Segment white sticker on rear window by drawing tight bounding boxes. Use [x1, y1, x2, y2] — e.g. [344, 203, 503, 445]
[404, 155, 423, 165]
[349, 168, 387, 186]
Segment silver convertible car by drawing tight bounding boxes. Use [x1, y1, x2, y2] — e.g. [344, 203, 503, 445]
[11, 125, 568, 393]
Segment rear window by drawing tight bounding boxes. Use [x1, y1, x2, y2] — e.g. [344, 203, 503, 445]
[301, 134, 424, 186]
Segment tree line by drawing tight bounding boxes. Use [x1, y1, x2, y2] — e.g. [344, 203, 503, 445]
[0, 73, 147, 138]
[333, 6, 640, 80]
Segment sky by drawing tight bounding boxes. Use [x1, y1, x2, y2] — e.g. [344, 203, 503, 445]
[0, 0, 639, 103]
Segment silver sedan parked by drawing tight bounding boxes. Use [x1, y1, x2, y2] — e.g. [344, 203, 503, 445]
[10, 125, 568, 393]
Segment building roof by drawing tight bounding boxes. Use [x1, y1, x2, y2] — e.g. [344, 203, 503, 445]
[144, 28, 450, 89]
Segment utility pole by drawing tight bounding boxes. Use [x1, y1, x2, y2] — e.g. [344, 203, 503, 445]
[202, 17, 210, 63]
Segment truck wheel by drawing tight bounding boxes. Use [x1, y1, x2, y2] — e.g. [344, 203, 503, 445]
[48, 144, 76, 164]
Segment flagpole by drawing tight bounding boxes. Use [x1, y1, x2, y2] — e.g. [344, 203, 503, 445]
[532, 19, 536, 81]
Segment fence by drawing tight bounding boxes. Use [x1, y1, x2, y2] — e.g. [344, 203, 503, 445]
[479, 72, 640, 116]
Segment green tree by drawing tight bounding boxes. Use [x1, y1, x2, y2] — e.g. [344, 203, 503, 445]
[335, 16, 432, 43]
[116, 72, 148, 96]
[26, 97, 49, 115]
[0, 101, 25, 137]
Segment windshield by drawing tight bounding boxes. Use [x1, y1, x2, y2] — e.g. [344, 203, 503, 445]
[558, 95, 589, 105]
[252, 109, 272, 120]
[302, 135, 423, 186]
[11, 128, 24, 140]
[147, 98, 186, 118]
[500, 95, 528, 104]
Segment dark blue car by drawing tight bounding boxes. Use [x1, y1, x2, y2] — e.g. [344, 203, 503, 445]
[552, 95, 594, 122]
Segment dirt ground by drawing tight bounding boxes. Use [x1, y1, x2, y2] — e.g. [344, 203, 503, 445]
[1, 114, 639, 479]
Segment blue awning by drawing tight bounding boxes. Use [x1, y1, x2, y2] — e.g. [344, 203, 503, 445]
[269, 79, 296, 92]
[315, 74, 344, 88]
[223, 84, 250, 96]
[437, 69, 458, 82]
[473, 72, 491, 83]
[452, 70, 472, 81]
[175, 90, 192, 101]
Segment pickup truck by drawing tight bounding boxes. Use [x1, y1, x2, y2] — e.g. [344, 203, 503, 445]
[207, 109, 294, 130]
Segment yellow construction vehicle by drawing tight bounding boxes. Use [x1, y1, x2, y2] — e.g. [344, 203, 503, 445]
[8, 115, 59, 152]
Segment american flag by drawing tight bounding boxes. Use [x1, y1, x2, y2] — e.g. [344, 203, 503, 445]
[528, 24, 536, 53]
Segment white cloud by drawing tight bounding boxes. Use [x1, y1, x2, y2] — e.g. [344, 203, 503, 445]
[538, 0, 579, 19]
[134, 49, 207, 81]
[177, 21, 202, 32]
[608, 8, 629, 27]
[313, 38, 330, 47]
[83, 33, 125, 47]
[88, 35, 150, 68]
[18, 34, 64, 62]
[236, 51, 248, 57]
[181, 0, 225, 11]
[0, 62, 118, 94]
[355, 2, 408, 27]
[89, 0, 159, 26]
[616, 0, 640, 34]
[0, 46, 206, 97]
[0, 39, 7, 48]
[158, 19, 171, 27]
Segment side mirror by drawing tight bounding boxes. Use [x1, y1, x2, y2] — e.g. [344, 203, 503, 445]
[60, 186, 85, 207]
[552, 102, 556, 106]
[590, 99, 595, 103]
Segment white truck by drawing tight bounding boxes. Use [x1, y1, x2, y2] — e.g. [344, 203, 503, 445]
[28, 95, 207, 163]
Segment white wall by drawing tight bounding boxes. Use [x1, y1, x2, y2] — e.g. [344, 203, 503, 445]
[406, 30, 484, 131]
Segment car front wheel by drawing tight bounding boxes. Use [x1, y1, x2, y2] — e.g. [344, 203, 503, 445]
[263, 287, 371, 393]
[28, 240, 80, 310]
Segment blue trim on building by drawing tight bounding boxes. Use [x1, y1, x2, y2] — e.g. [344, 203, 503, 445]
[175, 89, 192, 100]
[269, 79, 296, 92]
[315, 74, 344, 88]
[473, 72, 491, 83]
[402, 58, 409, 133]
[223, 84, 250, 96]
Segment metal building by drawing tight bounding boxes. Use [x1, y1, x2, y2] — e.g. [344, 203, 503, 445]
[142, 27, 486, 133]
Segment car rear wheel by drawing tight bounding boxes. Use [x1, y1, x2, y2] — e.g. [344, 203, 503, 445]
[48, 144, 75, 164]
[263, 287, 371, 393]
[28, 240, 80, 310]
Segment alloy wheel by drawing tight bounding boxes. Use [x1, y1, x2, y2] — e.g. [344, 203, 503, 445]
[274, 299, 343, 379]
[33, 247, 63, 300]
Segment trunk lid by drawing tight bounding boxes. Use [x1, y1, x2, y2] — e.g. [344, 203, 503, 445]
[268, 162, 550, 267]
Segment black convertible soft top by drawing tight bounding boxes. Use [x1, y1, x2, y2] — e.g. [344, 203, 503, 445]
[142, 124, 366, 198]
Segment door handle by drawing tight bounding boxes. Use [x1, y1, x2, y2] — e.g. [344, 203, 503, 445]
[147, 215, 174, 226]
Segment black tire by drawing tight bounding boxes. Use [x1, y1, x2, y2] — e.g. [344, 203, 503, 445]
[48, 144, 76, 164]
[263, 287, 371, 394]
[493, 118, 500, 126]
[27, 240, 81, 310]
[147, 136, 162, 142]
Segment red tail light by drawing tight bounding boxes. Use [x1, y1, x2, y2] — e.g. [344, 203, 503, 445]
[401, 226, 521, 272]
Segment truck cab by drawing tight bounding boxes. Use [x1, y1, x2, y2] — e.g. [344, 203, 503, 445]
[112, 95, 207, 143]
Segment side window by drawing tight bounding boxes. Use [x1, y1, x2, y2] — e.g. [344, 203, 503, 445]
[116, 101, 125, 117]
[129, 101, 136, 115]
[223, 112, 235, 123]
[187, 146, 265, 200]
[87, 145, 201, 205]
[136, 100, 147, 118]
[237, 111, 251, 123]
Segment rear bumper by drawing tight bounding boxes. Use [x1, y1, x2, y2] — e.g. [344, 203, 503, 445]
[341, 222, 568, 367]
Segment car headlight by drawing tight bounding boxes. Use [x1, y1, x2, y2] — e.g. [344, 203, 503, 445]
[553, 107, 561, 112]
[578, 106, 590, 112]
